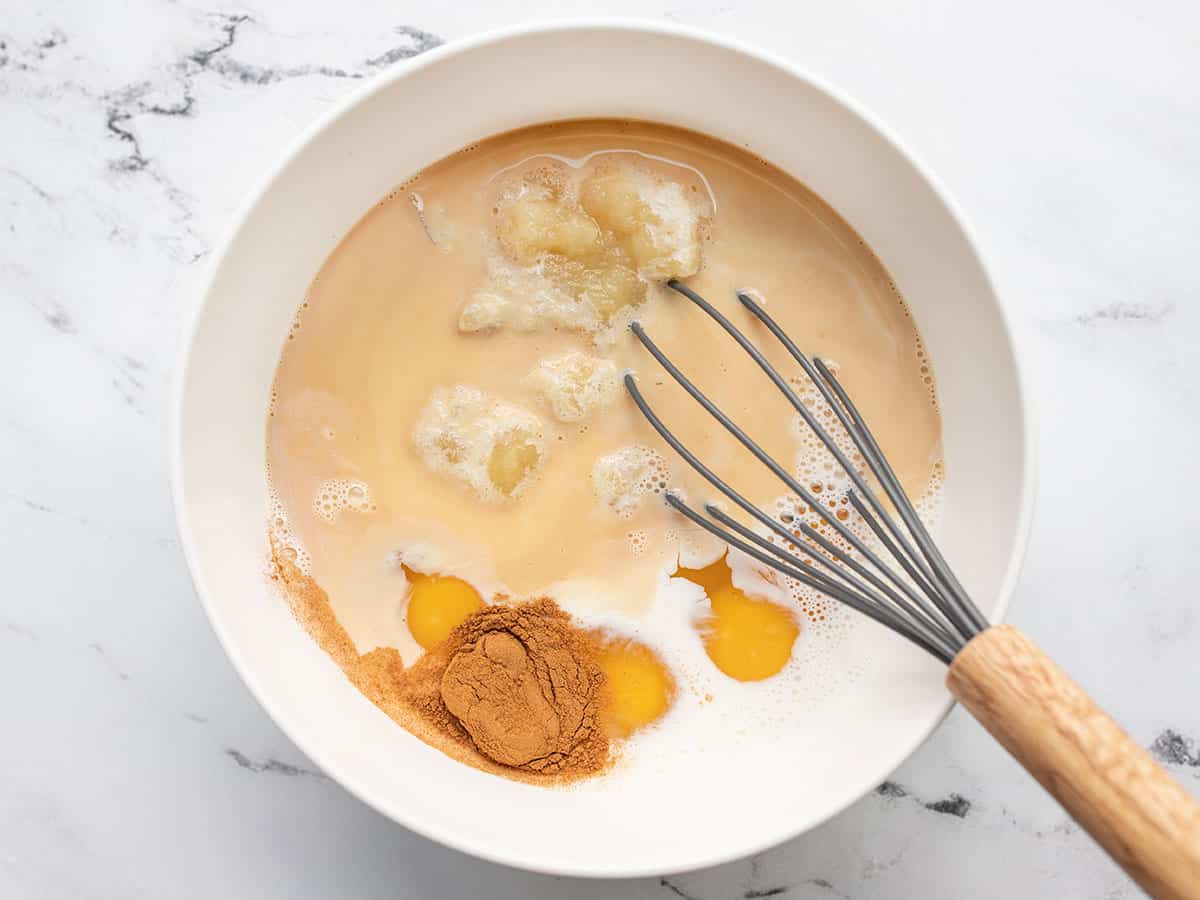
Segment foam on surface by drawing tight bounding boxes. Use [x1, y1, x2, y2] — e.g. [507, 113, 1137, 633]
[592, 446, 671, 519]
[312, 478, 375, 524]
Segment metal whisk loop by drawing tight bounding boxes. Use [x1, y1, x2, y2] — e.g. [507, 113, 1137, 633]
[667, 281, 940, 597]
[666, 493, 957, 663]
[624, 280, 992, 661]
[666, 280, 976, 636]
[621, 371, 957, 660]
[622, 372, 959, 663]
[808, 354, 988, 634]
[621, 355, 957, 653]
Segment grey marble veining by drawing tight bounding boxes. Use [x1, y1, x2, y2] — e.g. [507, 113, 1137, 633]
[2, 1, 1198, 897]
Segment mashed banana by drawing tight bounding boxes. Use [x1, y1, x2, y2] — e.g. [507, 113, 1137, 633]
[528, 350, 622, 423]
[413, 386, 547, 502]
[458, 168, 704, 341]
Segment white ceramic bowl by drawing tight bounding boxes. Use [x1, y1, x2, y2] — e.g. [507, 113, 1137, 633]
[171, 21, 1034, 878]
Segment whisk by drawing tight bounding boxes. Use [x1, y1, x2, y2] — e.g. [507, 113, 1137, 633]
[626, 279, 1200, 900]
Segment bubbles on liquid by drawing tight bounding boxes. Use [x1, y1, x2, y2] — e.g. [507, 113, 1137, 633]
[312, 478, 376, 524]
[757, 359, 948, 648]
[913, 337, 939, 411]
[593, 446, 672, 519]
[914, 460, 945, 522]
[789, 363, 860, 500]
[626, 529, 649, 557]
[287, 316, 302, 341]
[267, 485, 311, 574]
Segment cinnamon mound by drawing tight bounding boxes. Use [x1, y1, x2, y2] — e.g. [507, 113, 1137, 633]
[437, 601, 605, 772]
[270, 539, 609, 783]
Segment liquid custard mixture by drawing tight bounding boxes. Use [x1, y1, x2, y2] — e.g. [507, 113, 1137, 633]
[267, 120, 943, 783]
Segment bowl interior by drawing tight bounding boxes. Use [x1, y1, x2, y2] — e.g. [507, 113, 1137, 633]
[173, 23, 1030, 877]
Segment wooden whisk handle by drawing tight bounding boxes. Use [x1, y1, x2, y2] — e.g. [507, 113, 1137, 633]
[947, 624, 1200, 899]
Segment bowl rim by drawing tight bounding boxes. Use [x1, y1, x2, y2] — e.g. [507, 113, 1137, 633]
[170, 17, 1037, 878]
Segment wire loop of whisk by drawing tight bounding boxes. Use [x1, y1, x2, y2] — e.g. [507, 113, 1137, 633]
[623, 279, 991, 663]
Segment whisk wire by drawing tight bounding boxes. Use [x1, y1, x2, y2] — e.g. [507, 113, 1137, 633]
[702, 503, 960, 652]
[623, 373, 960, 663]
[625, 281, 992, 660]
[735, 291, 954, 613]
[663, 281, 976, 637]
[843, 490, 954, 626]
[810, 357, 989, 634]
[677, 281, 987, 637]
[621, 370, 823, 557]
[663, 494, 958, 663]
[628, 321, 956, 629]
[669, 280, 943, 594]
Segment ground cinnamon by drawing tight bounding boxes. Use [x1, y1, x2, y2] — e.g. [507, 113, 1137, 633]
[269, 537, 610, 783]
[429, 601, 605, 772]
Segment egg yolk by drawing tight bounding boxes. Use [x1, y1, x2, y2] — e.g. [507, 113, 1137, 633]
[403, 566, 484, 650]
[676, 554, 800, 682]
[594, 637, 675, 737]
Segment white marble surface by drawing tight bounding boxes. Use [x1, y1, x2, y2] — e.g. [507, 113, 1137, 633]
[3, 1, 1198, 897]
